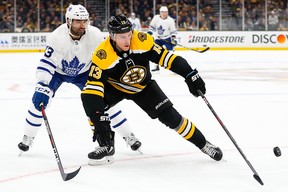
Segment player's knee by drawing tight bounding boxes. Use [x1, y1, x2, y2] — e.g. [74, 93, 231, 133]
[157, 106, 182, 128]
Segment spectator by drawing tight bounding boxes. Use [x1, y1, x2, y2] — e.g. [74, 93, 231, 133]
[16, 15, 24, 32]
[21, 22, 32, 32]
[254, 17, 266, 30]
[92, 15, 104, 31]
[141, 16, 151, 30]
[41, 23, 51, 32]
[50, 15, 62, 30]
[268, 10, 279, 30]
[128, 12, 142, 31]
[2, 15, 14, 32]
[199, 20, 209, 31]
[183, 17, 193, 30]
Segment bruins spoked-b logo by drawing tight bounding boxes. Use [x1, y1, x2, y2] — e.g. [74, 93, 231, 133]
[121, 66, 146, 84]
[138, 32, 147, 42]
[96, 49, 107, 60]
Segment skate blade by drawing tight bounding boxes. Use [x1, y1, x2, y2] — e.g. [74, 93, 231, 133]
[88, 156, 114, 166]
[18, 150, 24, 157]
[136, 148, 143, 155]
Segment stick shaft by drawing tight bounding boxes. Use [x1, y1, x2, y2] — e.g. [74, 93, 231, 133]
[197, 90, 264, 185]
[41, 105, 81, 181]
[162, 39, 210, 53]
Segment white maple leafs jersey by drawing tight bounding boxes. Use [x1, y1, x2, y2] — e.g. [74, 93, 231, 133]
[149, 15, 177, 39]
[128, 17, 142, 31]
[36, 23, 103, 84]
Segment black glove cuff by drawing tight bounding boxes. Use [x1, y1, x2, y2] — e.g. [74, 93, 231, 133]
[185, 69, 198, 79]
[90, 111, 110, 124]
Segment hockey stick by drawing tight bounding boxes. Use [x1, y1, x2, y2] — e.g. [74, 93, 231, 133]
[197, 90, 264, 186]
[174, 42, 210, 53]
[162, 39, 210, 53]
[41, 105, 81, 181]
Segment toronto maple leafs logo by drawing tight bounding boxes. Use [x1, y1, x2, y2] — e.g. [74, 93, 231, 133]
[157, 25, 165, 35]
[61, 56, 85, 76]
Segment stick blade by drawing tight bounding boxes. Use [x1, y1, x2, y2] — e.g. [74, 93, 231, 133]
[199, 47, 210, 53]
[253, 174, 264, 186]
[62, 166, 81, 181]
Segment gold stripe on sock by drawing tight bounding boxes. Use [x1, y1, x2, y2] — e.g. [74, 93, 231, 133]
[184, 122, 195, 140]
[177, 118, 188, 135]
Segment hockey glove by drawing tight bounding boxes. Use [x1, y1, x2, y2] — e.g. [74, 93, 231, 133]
[147, 31, 153, 35]
[32, 82, 52, 111]
[90, 112, 112, 146]
[185, 69, 206, 97]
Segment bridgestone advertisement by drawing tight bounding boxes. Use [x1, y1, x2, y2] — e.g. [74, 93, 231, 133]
[0, 31, 288, 52]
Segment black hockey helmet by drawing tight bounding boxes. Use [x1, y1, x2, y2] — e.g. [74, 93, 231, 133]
[107, 14, 132, 34]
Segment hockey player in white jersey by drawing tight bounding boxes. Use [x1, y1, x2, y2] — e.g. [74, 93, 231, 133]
[148, 6, 177, 71]
[128, 12, 142, 31]
[18, 4, 141, 159]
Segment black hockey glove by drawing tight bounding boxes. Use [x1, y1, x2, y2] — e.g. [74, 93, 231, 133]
[90, 112, 112, 145]
[185, 69, 206, 97]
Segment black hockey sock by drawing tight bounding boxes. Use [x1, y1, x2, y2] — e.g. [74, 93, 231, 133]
[174, 117, 206, 149]
[187, 128, 206, 149]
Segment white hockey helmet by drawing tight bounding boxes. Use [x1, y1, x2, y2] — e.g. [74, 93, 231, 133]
[65, 4, 89, 24]
[159, 6, 168, 12]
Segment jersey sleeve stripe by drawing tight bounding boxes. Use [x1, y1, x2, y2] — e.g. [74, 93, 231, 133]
[159, 49, 169, 66]
[82, 80, 104, 97]
[36, 66, 53, 76]
[163, 52, 173, 67]
[86, 80, 104, 87]
[81, 89, 104, 97]
[40, 59, 56, 69]
[166, 54, 177, 70]
[84, 84, 104, 93]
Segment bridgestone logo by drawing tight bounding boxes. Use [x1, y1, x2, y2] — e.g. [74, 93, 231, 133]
[188, 36, 245, 43]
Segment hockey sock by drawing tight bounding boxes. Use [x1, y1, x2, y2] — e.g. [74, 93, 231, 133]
[174, 117, 206, 149]
[24, 103, 43, 137]
[108, 107, 132, 138]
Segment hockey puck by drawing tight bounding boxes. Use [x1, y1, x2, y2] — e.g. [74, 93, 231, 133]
[273, 146, 281, 157]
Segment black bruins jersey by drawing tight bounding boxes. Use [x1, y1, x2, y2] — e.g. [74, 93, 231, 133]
[81, 30, 193, 113]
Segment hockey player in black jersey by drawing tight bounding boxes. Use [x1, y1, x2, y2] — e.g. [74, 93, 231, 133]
[81, 14, 223, 165]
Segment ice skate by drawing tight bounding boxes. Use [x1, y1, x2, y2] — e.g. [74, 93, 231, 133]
[18, 135, 34, 156]
[123, 133, 142, 154]
[88, 145, 115, 166]
[201, 141, 223, 161]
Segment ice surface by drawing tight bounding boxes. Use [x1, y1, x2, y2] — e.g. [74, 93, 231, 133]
[0, 50, 287, 191]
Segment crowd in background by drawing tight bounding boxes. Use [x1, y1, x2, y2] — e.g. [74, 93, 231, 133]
[0, 0, 287, 32]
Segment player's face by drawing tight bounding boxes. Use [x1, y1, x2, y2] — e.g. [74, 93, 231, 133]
[160, 11, 168, 19]
[114, 30, 133, 52]
[70, 19, 88, 37]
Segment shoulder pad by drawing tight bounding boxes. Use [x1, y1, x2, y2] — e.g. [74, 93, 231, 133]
[130, 31, 154, 53]
[91, 38, 119, 70]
